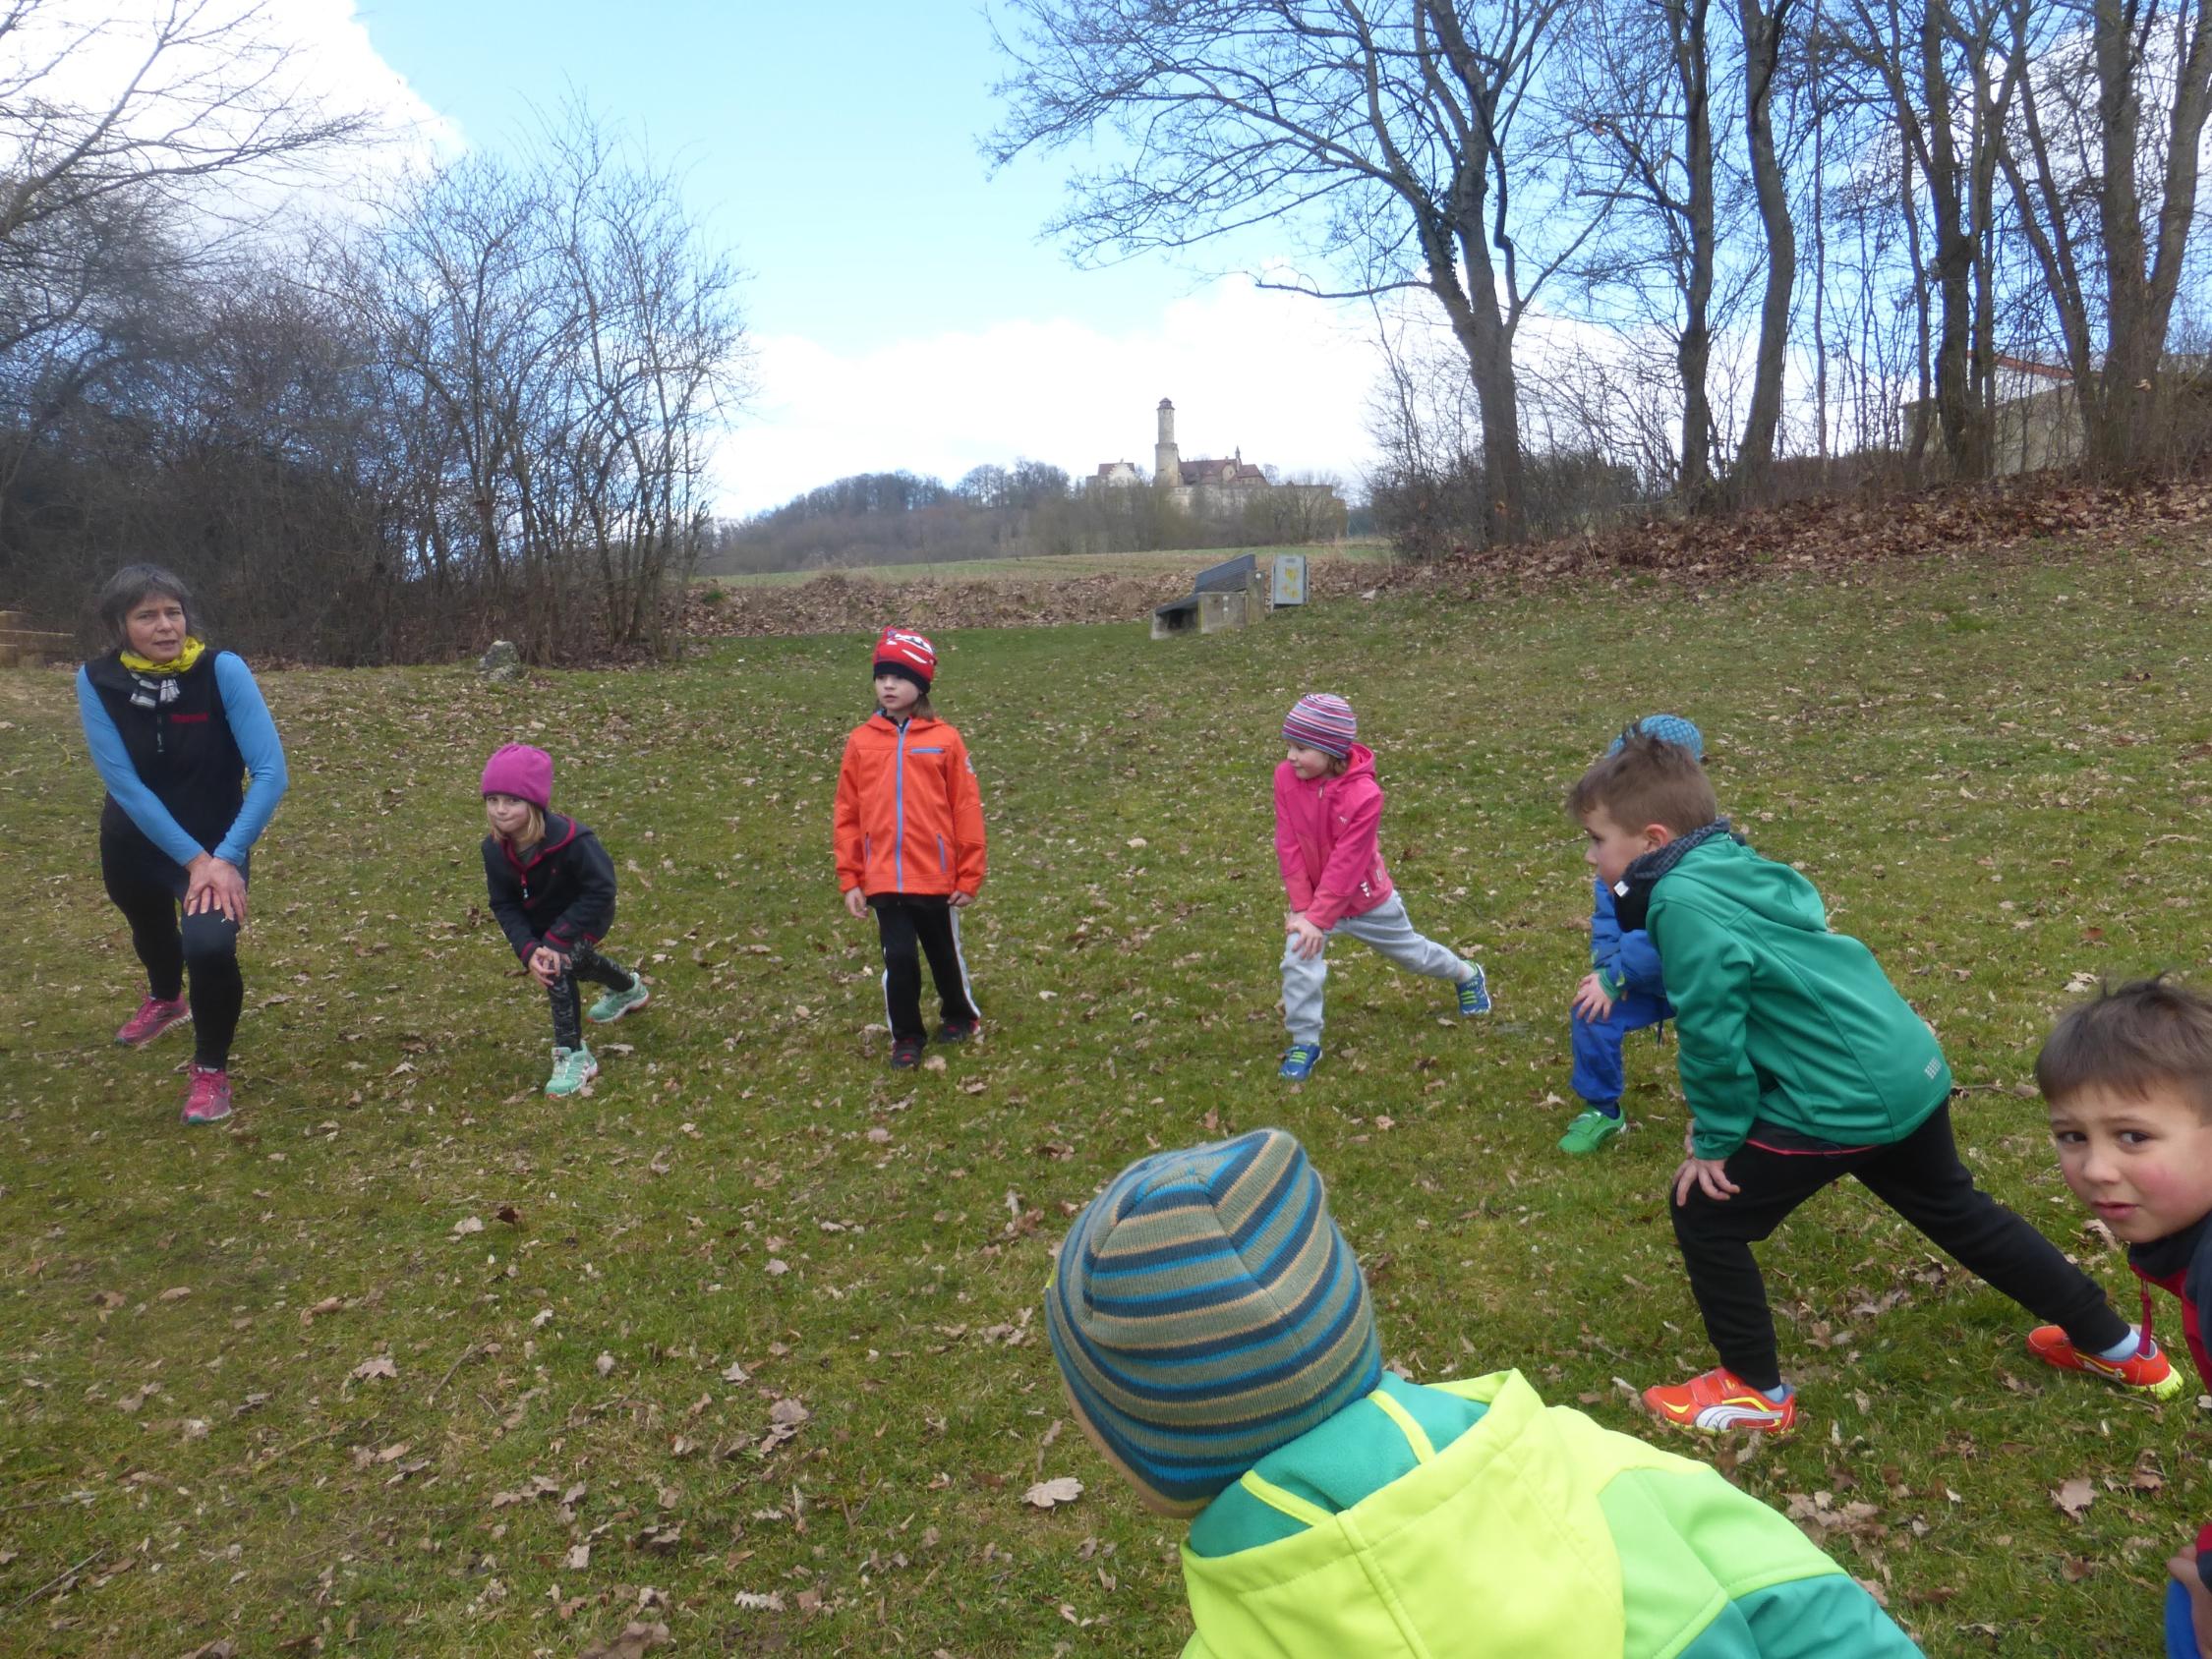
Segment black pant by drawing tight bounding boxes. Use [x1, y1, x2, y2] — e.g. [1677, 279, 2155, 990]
[100, 826, 246, 1070]
[1670, 1102, 2127, 1390]
[871, 895, 977, 1042]
[547, 940, 638, 1052]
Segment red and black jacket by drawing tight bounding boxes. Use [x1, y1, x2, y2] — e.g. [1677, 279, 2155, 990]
[482, 814, 616, 962]
[2130, 1214, 2212, 1587]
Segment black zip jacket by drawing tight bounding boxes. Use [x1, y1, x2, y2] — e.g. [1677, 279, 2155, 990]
[482, 813, 617, 961]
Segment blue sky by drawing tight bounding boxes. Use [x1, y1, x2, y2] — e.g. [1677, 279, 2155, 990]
[348, 0, 1384, 513]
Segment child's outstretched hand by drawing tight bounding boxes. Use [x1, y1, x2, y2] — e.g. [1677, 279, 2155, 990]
[528, 945, 567, 987]
[1572, 973, 1614, 1022]
[2170, 1555, 2212, 1659]
[844, 887, 868, 920]
[1287, 913, 1326, 961]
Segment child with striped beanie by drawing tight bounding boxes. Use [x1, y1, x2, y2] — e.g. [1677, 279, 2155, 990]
[1273, 693, 1487, 1081]
[1045, 1127, 1925, 1656]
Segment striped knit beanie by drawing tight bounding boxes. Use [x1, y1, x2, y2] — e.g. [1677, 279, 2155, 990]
[1046, 1128, 1382, 1511]
[1282, 693, 1358, 760]
[1607, 713, 1704, 760]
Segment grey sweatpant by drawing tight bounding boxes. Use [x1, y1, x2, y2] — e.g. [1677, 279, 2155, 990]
[1281, 892, 1473, 1046]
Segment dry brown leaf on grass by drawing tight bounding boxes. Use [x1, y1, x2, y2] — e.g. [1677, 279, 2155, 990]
[576, 1621, 669, 1659]
[349, 1355, 397, 1382]
[450, 1216, 485, 1238]
[1022, 1475, 1083, 1510]
[2053, 1477, 2096, 1518]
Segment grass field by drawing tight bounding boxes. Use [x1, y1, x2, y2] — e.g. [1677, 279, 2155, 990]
[4, 534, 2211, 1656]
[704, 543, 1391, 589]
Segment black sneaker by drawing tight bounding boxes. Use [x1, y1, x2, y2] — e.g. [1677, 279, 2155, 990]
[889, 1037, 925, 1069]
[937, 1017, 982, 1043]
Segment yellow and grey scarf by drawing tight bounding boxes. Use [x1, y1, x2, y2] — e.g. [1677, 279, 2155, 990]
[119, 636, 206, 675]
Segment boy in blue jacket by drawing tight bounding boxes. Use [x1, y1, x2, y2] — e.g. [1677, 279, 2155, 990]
[1563, 716, 1700, 1155]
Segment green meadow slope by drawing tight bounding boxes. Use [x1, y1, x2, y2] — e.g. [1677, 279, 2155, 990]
[3, 532, 2210, 1655]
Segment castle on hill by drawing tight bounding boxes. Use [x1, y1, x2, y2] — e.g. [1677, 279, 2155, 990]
[1091, 398, 1339, 522]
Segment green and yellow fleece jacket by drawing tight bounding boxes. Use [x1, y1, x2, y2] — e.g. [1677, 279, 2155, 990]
[1177, 1370, 1921, 1658]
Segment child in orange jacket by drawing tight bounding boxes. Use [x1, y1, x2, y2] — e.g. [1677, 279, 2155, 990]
[834, 628, 985, 1069]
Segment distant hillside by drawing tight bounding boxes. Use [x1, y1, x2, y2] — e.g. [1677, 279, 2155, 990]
[708, 461, 1351, 576]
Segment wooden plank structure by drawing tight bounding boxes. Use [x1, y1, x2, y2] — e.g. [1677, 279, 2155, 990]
[0, 610, 73, 667]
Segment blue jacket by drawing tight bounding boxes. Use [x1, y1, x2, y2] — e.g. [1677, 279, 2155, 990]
[1590, 879, 1664, 1001]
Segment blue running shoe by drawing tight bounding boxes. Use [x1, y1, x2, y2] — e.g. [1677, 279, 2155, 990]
[1457, 964, 1492, 1017]
[1278, 1043, 1322, 1081]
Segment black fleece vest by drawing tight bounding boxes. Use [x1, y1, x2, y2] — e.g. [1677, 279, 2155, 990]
[83, 649, 245, 852]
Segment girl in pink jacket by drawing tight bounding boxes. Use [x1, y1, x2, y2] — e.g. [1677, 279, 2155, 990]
[1274, 694, 1489, 1079]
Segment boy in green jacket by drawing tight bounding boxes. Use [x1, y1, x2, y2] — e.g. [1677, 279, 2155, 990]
[1571, 732, 2175, 1433]
[1047, 1125, 1925, 1656]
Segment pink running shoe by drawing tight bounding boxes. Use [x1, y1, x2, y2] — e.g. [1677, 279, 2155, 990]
[116, 996, 190, 1048]
[181, 1065, 232, 1125]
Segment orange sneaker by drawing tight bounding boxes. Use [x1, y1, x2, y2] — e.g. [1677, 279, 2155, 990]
[1643, 1366, 1797, 1433]
[2026, 1326, 2183, 1399]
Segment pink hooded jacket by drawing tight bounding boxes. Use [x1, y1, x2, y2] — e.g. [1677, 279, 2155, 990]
[1273, 743, 1394, 931]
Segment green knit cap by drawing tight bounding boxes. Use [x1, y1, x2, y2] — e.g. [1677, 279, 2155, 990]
[1046, 1128, 1381, 1509]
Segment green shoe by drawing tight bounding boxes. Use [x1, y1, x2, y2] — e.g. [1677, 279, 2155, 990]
[1559, 1109, 1623, 1155]
[587, 976, 651, 1024]
[545, 1045, 600, 1098]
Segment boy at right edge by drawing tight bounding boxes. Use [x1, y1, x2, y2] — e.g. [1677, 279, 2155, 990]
[2036, 977, 2212, 1658]
[1569, 731, 2176, 1433]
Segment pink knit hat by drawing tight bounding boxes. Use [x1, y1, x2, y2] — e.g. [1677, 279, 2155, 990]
[1283, 694, 1358, 760]
[480, 742, 553, 809]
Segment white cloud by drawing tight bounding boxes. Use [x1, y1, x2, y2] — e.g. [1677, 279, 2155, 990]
[717, 280, 1387, 517]
[0, 0, 461, 198]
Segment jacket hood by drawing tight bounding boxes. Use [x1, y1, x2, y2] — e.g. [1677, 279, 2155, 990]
[1662, 834, 1826, 933]
[1181, 1372, 1627, 1656]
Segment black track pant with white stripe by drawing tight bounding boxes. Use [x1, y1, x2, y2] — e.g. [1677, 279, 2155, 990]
[870, 894, 977, 1042]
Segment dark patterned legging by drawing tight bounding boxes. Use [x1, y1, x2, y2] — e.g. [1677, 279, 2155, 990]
[546, 940, 638, 1051]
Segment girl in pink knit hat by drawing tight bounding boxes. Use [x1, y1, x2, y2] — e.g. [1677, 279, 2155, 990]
[480, 743, 650, 1097]
[1274, 694, 1488, 1080]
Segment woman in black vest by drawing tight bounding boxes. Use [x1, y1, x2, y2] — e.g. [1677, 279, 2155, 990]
[76, 566, 289, 1124]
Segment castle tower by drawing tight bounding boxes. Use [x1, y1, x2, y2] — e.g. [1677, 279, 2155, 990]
[1154, 398, 1180, 487]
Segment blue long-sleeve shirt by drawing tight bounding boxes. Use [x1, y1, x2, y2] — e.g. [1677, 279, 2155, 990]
[77, 653, 288, 866]
[1590, 878, 1665, 999]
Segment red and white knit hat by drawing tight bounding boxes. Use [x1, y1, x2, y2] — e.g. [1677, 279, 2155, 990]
[872, 626, 936, 688]
[1283, 693, 1358, 759]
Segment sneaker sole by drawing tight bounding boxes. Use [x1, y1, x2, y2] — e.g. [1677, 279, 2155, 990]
[1645, 1401, 1796, 1436]
[181, 1104, 233, 1125]
[545, 1062, 601, 1097]
[119, 1010, 193, 1048]
[586, 988, 651, 1025]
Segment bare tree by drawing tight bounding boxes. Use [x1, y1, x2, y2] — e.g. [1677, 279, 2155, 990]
[988, 0, 1585, 546]
[0, 0, 375, 271]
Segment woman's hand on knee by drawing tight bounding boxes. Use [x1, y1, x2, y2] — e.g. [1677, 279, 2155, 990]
[185, 854, 248, 926]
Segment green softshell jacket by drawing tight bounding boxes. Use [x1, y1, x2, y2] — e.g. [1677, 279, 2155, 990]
[1176, 1370, 1921, 1657]
[1647, 836, 1950, 1161]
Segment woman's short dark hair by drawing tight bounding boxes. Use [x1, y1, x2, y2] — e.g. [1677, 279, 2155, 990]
[97, 564, 198, 646]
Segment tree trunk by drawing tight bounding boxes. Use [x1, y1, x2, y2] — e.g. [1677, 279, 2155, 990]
[1922, 3, 1979, 475]
[1735, 0, 1797, 503]
[2091, 0, 2212, 474]
[1678, 0, 1719, 508]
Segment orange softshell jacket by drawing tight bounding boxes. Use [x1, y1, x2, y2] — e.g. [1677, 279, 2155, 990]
[834, 713, 986, 898]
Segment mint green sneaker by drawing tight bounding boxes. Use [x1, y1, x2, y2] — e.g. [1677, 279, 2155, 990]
[1559, 1109, 1623, 1156]
[586, 976, 651, 1024]
[545, 1045, 599, 1098]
